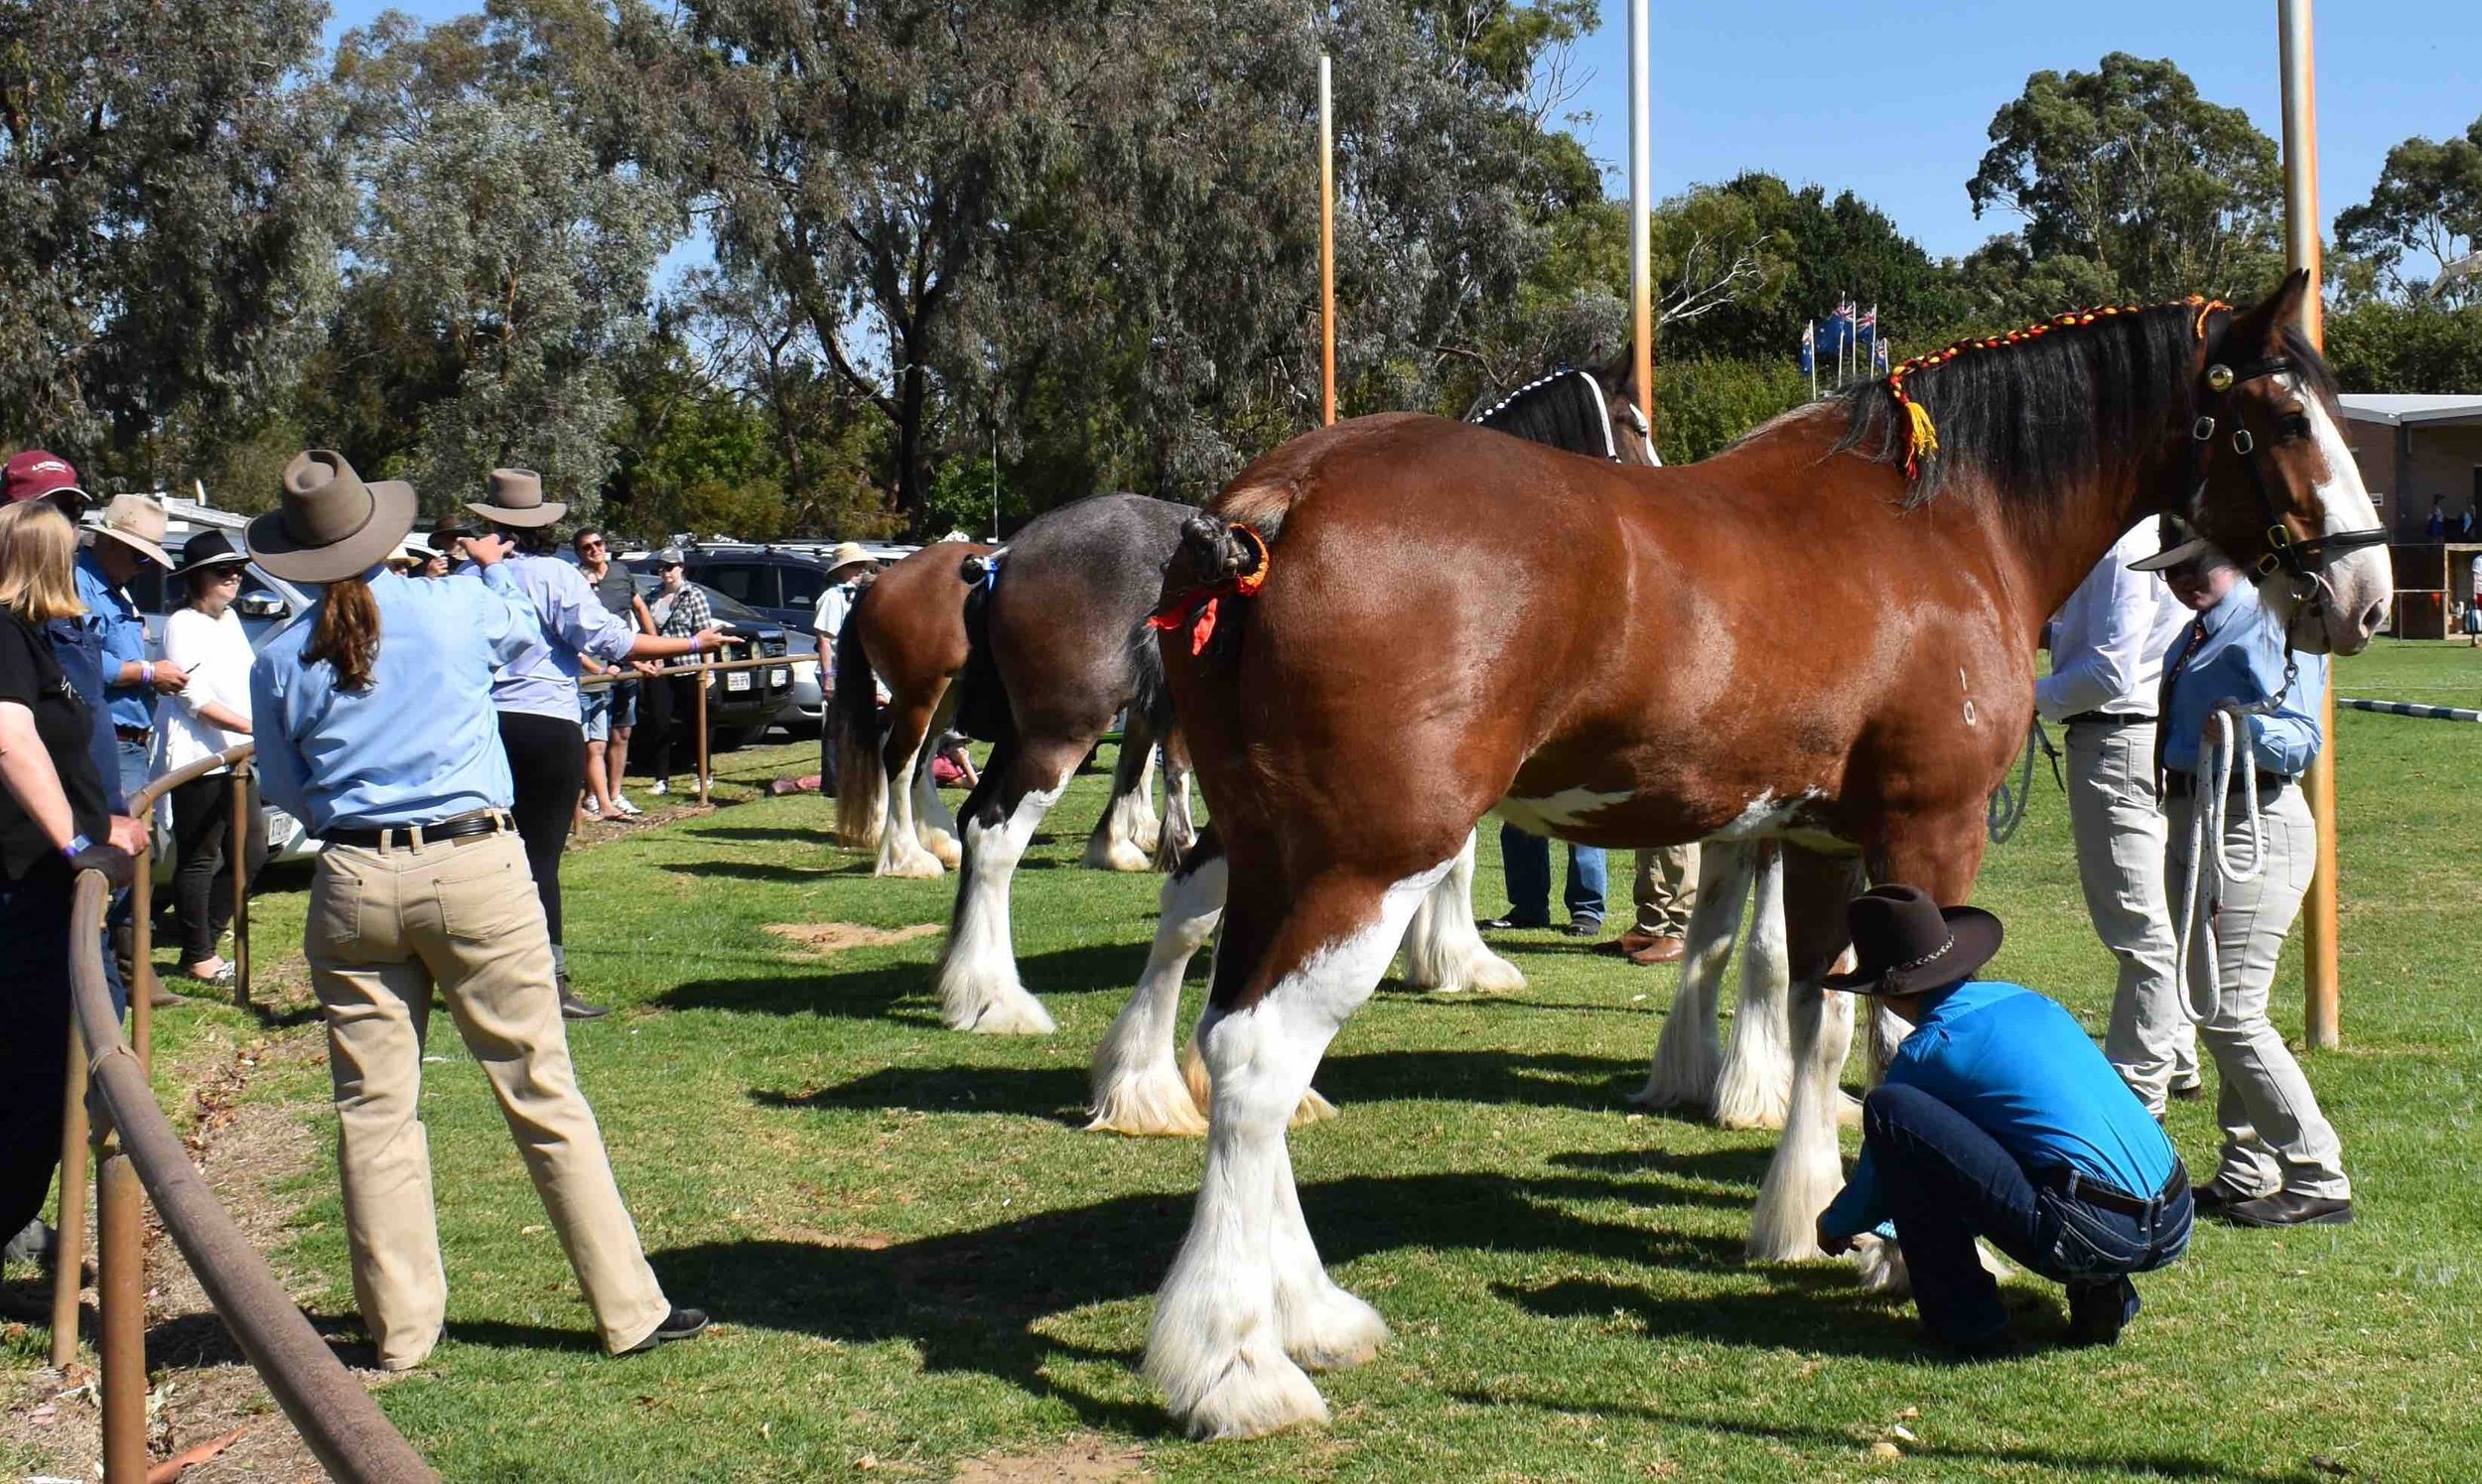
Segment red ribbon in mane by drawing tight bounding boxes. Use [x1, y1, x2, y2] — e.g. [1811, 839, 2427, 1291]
[1147, 523, 1271, 656]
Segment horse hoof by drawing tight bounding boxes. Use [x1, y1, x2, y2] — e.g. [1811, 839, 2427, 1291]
[922, 831, 962, 870]
[1283, 1286, 1388, 1373]
[1457, 949, 1526, 994]
[1853, 1233, 1910, 1295]
[1086, 1070, 1212, 1138]
[1082, 838, 1155, 873]
[1152, 1339, 1330, 1441]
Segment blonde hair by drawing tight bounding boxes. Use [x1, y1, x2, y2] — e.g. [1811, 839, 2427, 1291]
[0, 502, 85, 622]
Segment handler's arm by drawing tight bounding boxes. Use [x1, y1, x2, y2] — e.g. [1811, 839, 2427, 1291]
[0, 700, 77, 850]
[246, 659, 311, 824]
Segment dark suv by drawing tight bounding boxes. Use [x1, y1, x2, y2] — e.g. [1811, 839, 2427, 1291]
[627, 576, 797, 750]
[678, 545, 842, 630]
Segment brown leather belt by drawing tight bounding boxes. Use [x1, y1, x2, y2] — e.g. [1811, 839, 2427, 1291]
[2065, 711, 2153, 727]
[323, 809, 513, 851]
[2043, 1162, 2189, 1218]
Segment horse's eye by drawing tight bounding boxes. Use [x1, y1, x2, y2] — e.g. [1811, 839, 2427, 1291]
[2277, 411, 2313, 444]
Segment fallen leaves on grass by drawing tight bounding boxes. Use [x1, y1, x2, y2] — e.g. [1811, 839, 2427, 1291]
[764, 922, 942, 956]
[145, 1424, 246, 1483]
[952, 1433, 1149, 1482]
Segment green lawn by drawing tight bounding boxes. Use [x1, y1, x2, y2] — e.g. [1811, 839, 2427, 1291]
[15, 640, 2482, 1481]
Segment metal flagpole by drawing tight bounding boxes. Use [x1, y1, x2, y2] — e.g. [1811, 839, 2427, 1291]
[2279, 0, 2340, 1047]
[1319, 53, 1336, 427]
[1628, 0, 1653, 437]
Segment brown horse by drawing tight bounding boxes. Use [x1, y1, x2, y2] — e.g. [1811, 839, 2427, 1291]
[1140, 276, 2390, 1438]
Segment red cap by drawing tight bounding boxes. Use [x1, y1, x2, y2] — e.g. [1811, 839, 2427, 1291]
[3, 450, 86, 508]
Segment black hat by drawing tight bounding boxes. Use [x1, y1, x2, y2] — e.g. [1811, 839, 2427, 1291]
[1822, 884, 2003, 996]
[170, 529, 253, 583]
[2128, 513, 2219, 574]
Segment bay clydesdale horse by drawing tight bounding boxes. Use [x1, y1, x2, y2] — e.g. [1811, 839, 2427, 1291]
[1141, 274, 2390, 1439]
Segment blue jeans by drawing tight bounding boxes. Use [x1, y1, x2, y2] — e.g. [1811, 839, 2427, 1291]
[1498, 825, 1606, 926]
[1863, 1082, 2192, 1346]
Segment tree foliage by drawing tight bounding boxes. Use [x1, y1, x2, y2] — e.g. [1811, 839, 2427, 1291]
[0, 0, 345, 487]
[1968, 53, 2283, 307]
[2335, 117, 2482, 307]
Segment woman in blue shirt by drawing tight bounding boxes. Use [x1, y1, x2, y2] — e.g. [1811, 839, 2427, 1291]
[247, 452, 705, 1369]
[2133, 526, 2351, 1229]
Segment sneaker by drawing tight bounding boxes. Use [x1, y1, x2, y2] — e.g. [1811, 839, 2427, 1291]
[1477, 914, 1551, 932]
[2066, 1277, 2139, 1346]
[648, 777, 669, 796]
[620, 1305, 710, 1354]
[582, 797, 603, 819]
[611, 795, 643, 818]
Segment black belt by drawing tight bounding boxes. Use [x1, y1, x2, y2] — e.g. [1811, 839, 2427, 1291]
[323, 809, 513, 851]
[2164, 771, 2293, 800]
[2042, 1162, 2189, 1218]
[115, 725, 153, 742]
[2065, 711, 2153, 728]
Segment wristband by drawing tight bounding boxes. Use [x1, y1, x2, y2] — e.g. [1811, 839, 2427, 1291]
[689, 631, 703, 654]
[63, 833, 92, 863]
[141, 661, 154, 686]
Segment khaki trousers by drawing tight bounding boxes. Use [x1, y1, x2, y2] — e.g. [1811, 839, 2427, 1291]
[2164, 783, 2351, 1199]
[1630, 845, 1700, 937]
[2064, 719, 2197, 1112]
[305, 828, 669, 1368]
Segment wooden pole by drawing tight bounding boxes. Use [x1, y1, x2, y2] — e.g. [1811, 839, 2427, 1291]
[1627, 0, 1653, 437]
[694, 659, 712, 807]
[96, 1132, 147, 1482]
[50, 1024, 88, 1370]
[2279, 0, 2340, 1048]
[231, 760, 252, 1011]
[1319, 52, 1336, 427]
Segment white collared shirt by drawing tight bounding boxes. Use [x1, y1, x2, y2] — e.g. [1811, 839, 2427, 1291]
[2035, 522, 2189, 723]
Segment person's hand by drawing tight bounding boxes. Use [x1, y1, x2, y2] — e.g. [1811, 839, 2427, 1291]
[67, 840, 136, 887]
[147, 660, 190, 694]
[631, 659, 660, 677]
[107, 815, 148, 856]
[464, 532, 511, 567]
[1816, 1219, 1851, 1258]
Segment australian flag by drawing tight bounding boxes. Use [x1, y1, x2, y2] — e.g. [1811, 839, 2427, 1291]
[1819, 300, 1858, 356]
[1872, 337, 1890, 374]
[1799, 321, 1816, 374]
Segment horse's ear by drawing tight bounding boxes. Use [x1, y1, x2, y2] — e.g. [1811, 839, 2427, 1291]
[2239, 267, 2313, 350]
[1596, 342, 1638, 402]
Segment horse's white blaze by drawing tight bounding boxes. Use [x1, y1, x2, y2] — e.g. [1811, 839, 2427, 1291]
[1148, 858, 1449, 1440]
[1747, 978, 1856, 1262]
[1493, 787, 1633, 835]
[1712, 847, 1796, 1130]
[1398, 830, 1525, 995]
[933, 778, 1064, 1034]
[875, 741, 945, 878]
[2293, 387, 2392, 652]
[1089, 856, 1227, 1137]
[1634, 842, 1754, 1110]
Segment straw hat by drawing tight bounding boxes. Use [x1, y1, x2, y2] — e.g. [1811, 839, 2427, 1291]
[825, 540, 877, 580]
[246, 452, 418, 584]
[87, 493, 174, 567]
[465, 468, 566, 528]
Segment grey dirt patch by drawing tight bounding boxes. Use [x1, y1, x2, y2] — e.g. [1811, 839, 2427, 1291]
[765, 921, 943, 956]
[951, 1434, 1151, 1483]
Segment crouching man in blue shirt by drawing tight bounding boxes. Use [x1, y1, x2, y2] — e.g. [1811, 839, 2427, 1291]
[1816, 885, 2193, 1353]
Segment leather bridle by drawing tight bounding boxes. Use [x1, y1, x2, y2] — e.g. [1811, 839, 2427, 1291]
[2186, 319, 2389, 584]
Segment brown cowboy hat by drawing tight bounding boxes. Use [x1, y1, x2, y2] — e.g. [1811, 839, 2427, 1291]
[1821, 884, 2003, 996]
[247, 452, 418, 584]
[86, 493, 175, 568]
[465, 467, 566, 528]
[2128, 513, 2224, 574]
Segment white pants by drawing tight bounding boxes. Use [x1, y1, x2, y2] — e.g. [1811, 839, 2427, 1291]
[2065, 719, 2196, 1111]
[2165, 782, 2351, 1199]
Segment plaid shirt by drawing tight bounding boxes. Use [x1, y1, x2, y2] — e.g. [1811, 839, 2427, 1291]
[653, 583, 713, 639]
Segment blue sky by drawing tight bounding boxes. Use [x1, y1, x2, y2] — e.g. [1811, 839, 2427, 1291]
[328, 1, 2480, 269]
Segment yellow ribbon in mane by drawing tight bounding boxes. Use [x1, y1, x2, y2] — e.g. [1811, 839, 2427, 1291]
[1904, 400, 1939, 466]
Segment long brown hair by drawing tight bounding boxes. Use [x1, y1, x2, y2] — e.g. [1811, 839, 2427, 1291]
[304, 575, 381, 692]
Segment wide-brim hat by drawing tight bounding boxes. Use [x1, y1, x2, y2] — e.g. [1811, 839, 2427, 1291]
[247, 451, 418, 584]
[825, 540, 877, 579]
[465, 467, 566, 528]
[1822, 884, 2003, 996]
[2129, 513, 2218, 573]
[87, 493, 174, 567]
[170, 529, 252, 582]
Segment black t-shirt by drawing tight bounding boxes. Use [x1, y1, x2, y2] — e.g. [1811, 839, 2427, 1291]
[590, 565, 637, 622]
[0, 611, 109, 882]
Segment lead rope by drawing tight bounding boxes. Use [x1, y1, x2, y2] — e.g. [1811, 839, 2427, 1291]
[1985, 718, 2061, 845]
[2169, 601, 2307, 1024]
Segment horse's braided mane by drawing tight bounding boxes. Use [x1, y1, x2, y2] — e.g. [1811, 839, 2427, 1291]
[1468, 368, 1617, 461]
[1832, 298, 2338, 510]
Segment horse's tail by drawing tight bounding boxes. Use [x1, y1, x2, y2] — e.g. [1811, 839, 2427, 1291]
[1157, 510, 1271, 668]
[950, 564, 1015, 745]
[831, 609, 888, 848]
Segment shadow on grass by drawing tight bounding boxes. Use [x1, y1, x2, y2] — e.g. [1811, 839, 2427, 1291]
[1442, 1375, 2301, 1482]
[660, 942, 1150, 1021]
[632, 1169, 1761, 1435]
[681, 826, 842, 845]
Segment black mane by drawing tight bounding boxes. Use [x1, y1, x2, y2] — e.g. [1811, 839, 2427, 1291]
[1470, 368, 1617, 461]
[1830, 302, 2334, 509]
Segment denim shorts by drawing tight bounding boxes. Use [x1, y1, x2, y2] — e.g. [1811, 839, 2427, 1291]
[580, 686, 613, 742]
[610, 679, 638, 731]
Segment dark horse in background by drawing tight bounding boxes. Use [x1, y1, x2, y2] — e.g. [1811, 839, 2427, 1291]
[1139, 275, 2391, 1439]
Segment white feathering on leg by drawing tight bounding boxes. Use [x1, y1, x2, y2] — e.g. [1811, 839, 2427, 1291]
[1088, 857, 1227, 1137]
[1714, 845, 1794, 1130]
[1397, 831, 1524, 994]
[1634, 843, 1754, 1110]
[1747, 982, 1856, 1262]
[932, 780, 1063, 1033]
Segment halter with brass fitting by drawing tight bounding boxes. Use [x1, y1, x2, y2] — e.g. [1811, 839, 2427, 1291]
[2185, 307, 2389, 585]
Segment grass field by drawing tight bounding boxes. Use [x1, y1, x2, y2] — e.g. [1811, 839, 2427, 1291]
[10, 639, 2482, 1482]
